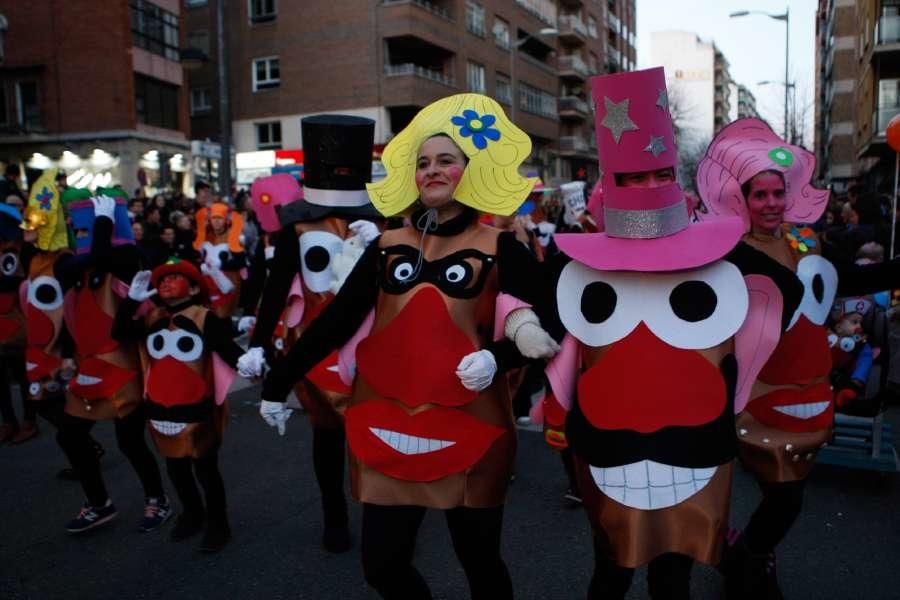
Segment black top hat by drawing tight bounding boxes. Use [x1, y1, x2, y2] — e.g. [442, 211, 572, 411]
[283, 114, 380, 223]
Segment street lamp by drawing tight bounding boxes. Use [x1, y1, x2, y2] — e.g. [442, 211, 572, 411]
[216, 0, 232, 203]
[758, 80, 798, 144]
[731, 7, 790, 140]
[510, 27, 558, 122]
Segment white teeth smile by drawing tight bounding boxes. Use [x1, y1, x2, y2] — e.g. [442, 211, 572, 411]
[589, 460, 718, 510]
[26, 362, 37, 371]
[369, 427, 455, 455]
[150, 420, 188, 436]
[76, 373, 102, 386]
[327, 365, 340, 373]
[773, 401, 830, 419]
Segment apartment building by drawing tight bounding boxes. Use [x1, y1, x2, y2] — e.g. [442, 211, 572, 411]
[728, 83, 759, 121]
[0, 0, 191, 195]
[185, 0, 636, 186]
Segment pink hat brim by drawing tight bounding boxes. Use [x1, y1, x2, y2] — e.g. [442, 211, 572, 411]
[555, 216, 745, 272]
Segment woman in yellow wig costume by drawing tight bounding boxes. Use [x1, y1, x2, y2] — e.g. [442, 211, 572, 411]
[260, 94, 559, 599]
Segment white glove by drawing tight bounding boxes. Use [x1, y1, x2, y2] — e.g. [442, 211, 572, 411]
[128, 270, 157, 302]
[455, 350, 497, 392]
[348, 220, 379, 245]
[201, 242, 222, 270]
[504, 308, 560, 359]
[264, 245, 276, 261]
[237, 346, 267, 378]
[260, 399, 293, 435]
[205, 266, 235, 294]
[237, 315, 257, 334]
[91, 195, 116, 219]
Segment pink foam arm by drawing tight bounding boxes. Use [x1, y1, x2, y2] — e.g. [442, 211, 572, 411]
[493, 293, 531, 341]
[212, 352, 237, 407]
[338, 309, 375, 386]
[283, 274, 305, 328]
[544, 334, 579, 413]
[734, 275, 784, 413]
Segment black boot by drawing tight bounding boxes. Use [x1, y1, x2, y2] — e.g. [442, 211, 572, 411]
[721, 536, 782, 600]
[170, 510, 206, 542]
[199, 514, 231, 553]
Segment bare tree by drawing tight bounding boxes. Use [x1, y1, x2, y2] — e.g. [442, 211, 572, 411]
[667, 81, 698, 148]
[678, 136, 711, 194]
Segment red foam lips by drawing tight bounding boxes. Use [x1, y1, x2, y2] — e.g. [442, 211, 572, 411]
[25, 347, 61, 382]
[68, 356, 137, 401]
[745, 382, 834, 433]
[758, 315, 832, 386]
[345, 399, 505, 482]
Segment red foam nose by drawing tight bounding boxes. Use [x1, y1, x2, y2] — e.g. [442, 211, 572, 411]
[71, 288, 117, 356]
[577, 322, 727, 433]
[26, 305, 55, 346]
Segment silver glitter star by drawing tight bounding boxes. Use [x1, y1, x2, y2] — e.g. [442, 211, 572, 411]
[656, 89, 669, 111]
[601, 97, 638, 144]
[643, 135, 666, 157]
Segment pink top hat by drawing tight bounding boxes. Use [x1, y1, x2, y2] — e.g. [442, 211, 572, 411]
[555, 67, 744, 272]
[696, 118, 829, 231]
[251, 173, 303, 233]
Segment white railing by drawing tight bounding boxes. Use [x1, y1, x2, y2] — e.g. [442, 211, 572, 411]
[384, 63, 454, 86]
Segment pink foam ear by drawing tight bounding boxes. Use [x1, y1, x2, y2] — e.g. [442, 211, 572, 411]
[212, 352, 236, 406]
[18, 279, 27, 312]
[545, 334, 579, 412]
[338, 308, 375, 386]
[110, 277, 129, 299]
[63, 288, 76, 331]
[283, 274, 305, 328]
[493, 293, 531, 341]
[734, 275, 784, 413]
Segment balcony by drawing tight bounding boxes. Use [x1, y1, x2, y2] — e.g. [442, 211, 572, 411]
[379, 3, 459, 51]
[607, 11, 621, 34]
[382, 63, 457, 106]
[514, 0, 558, 27]
[558, 96, 589, 120]
[558, 54, 589, 81]
[384, 63, 453, 86]
[558, 135, 591, 156]
[875, 103, 900, 137]
[557, 14, 588, 46]
[381, 0, 453, 21]
[876, 11, 900, 47]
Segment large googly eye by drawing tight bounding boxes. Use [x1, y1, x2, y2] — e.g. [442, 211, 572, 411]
[27, 276, 64, 311]
[168, 329, 204, 362]
[391, 260, 416, 283]
[788, 255, 838, 329]
[299, 231, 343, 293]
[441, 262, 473, 288]
[147, 331, 168, 359]
[556, 261, 640, 347]
[839, 337, 856, 352]
[643, 261, 748, 350]
[1, 252, 18, 276]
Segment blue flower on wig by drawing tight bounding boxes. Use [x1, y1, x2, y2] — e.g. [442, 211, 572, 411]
[451, 110, 501, 150]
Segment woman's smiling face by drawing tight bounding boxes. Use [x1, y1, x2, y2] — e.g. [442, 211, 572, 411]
[415, 136, 467, 209]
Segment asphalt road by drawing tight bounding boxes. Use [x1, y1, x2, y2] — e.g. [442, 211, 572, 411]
[2, 382, 899, 600]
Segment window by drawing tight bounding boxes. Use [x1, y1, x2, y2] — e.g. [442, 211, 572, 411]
[185, 0, 207, 6]
[587, 15, 598, 38]
[250, 0, 276, 23]
[256, 121, 282, 150]
[187, 30, 210, 56]
[190, 87, 212, 115]
[466, 1, 486, 37]
[130, 0, 180, 62]
[253, 57, 280, 91]
[493, 16, 510, 49]
[16, 81, 41, 129]
[134, 75, 179, 130]
[496, 73, 511, 105]
[518, 82, 557, 119]
[0, 85, 7, 126]
[467, 61, 485, 93]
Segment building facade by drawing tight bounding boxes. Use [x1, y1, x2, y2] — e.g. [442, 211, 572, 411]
[728, 82, 759, 122]
[650, 31, 733, 150]
[185, 0, 637, 187]
[0, 0, 192, 195]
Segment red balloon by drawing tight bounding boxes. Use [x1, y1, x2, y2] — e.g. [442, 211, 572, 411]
[888, 114, 900, 153]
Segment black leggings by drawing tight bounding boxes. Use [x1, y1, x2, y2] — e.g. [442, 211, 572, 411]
[0, 356, 36, 425]
[589, 542, 693, 600]
[166, 451, 227, 525]
[56, 405, 164, 506]
[743, 478, 806, 554]
[361, 503, 513, 600]
[312, 426, 348, 527]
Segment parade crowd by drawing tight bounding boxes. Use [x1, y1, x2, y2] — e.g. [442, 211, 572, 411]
[2, 68, 900, 600]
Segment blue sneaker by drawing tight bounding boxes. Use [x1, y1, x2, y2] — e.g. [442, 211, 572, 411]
[139, 496, 173, 533]
[66, 499, 117, 533]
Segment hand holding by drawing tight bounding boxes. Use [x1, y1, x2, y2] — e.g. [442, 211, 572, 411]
[348, 220, 379, 245]
[260, 399, 293, 435]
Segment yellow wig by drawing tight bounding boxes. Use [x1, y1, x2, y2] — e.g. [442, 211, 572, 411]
[21, 168, 69, 251]
[367, 93, 538, 216]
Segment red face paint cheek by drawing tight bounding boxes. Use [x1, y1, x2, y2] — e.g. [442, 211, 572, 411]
[414, 170, 426, 187]
[446, 165, 463, 183]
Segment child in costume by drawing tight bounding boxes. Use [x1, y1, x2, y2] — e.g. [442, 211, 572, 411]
[194, 201, 245, 319]
[55, 187, 170, 535]
[828, 297, 877, 410]
[259, 94, 558, 599]
[529, 69, 802, 600]
[239, 116, 382, 554]
[697, 117, 900, 599]
[113, 258, 243, 552]
[0, 203, 31, 442]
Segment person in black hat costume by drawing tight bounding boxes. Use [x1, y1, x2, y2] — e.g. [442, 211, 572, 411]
[237, 114, 383, 553]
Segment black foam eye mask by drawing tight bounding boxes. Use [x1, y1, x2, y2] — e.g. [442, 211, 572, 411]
[378, 244, 495, 300]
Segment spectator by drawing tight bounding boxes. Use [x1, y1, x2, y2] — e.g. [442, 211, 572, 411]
[195, 181, 212, 209]
[0, 163, 24, 203]
[128, 199, 144, 222]
[169, 210, 199, 263]
[143, 205, 163, 244]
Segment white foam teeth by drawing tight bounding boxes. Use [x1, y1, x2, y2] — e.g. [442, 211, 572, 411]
[26, 362, 37, 371]
[326, 365, 340, 373]
[772, 401, 830, 420]
[76, 374, 102, 386]
[369, 427, 455, 455]
[150, 420, 187, 436]
[589, 460, 718, 510]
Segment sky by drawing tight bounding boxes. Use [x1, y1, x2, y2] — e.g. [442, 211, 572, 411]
[636, 0, 819, 144]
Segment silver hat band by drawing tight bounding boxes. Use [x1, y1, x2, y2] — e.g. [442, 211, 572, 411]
[603, 201, 690, 239]
[302, 187, 371, 208]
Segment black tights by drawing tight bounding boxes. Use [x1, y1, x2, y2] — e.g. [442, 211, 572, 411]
[56, 405, 164, 506]
[743, 478, 806, 554]
[589, 541, 693, 600]
[361, 503, 513, 600]
[312, 426, 348, 527]
[0, 357, 36, 425]
[166, 451, 227, 525]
